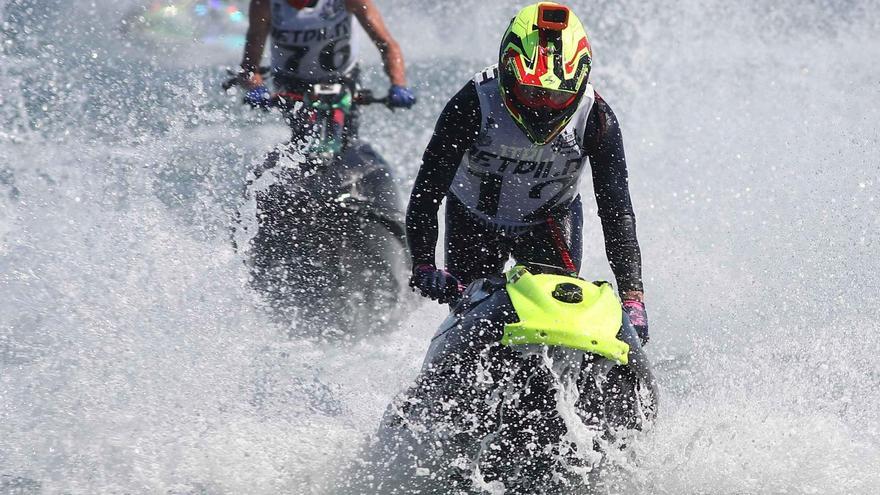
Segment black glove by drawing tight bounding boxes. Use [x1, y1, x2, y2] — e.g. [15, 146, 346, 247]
[622, 299, 649, 345]
[410, 264, 464, 304]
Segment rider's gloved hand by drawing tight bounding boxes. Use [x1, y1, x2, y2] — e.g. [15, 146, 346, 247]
[388, 85, 416, 108]
[410, 263, 464, 303]
[229, 70, 271, 109]
[243, 85, 271, 109]
[622, 299, 649, 345]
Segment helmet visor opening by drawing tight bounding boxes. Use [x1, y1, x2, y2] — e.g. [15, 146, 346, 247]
[511, 79, 577, 110]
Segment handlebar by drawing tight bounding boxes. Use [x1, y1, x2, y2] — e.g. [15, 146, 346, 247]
[223, 67, 390, 109]
[271, 90, 389, 109]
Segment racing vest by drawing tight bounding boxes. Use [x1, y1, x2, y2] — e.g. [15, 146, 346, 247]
[269, 0, 359, 83]
[449, 65, 595, 230]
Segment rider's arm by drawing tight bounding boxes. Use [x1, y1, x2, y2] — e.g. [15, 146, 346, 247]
[241, 0, 271, 75]
[406, 81, 481, 267]
[585, 93, 644, 299]
[346, 0, 407, 86]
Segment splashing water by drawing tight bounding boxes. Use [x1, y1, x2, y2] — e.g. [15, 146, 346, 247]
[1, 0, 879, 493]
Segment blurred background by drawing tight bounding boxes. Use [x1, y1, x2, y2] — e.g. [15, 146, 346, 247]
[1, 0, 878, 493]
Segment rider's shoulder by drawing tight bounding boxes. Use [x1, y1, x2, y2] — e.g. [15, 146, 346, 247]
[591, 91, 619, 121]
[448, 78, 479, 107]
[436, 80, 481, 135]
[584, 90, 622, 145]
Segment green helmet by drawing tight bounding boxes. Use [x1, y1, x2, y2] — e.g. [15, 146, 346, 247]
[499, 2, 593, 145]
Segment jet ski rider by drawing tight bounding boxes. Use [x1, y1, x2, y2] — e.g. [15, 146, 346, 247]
[406, 2, 649, 343]
[233, 0, 416, 119]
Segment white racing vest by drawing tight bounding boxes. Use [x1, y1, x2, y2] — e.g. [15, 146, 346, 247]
[449, 65, 595, 230]
[270, 0, 359, 82]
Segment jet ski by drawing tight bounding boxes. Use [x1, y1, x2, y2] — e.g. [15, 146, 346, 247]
[231, 80, 411, 337]
[349, 264, 658, 493]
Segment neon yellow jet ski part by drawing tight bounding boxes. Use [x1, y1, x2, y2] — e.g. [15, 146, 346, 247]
[502, 266, 629, 364]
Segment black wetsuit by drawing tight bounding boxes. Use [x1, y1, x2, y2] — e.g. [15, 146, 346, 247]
[406, 81, 643, 294]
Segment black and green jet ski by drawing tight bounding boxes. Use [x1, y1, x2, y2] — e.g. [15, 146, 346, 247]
[232, 81, 411, 337]
[349, 264, 658, 494]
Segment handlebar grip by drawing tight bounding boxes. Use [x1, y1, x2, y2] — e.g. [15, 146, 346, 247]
[354, 89, 389, 106]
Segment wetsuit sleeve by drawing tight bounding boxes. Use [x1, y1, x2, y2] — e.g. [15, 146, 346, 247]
[584, 93, 644, 294]
[406, 81, 481, 268]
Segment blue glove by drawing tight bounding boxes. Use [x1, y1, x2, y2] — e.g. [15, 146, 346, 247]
[623, 299, 649, 345]
[388, 85, 416, 108]
[243, 85, 271, 109]
[410, 264, 464, 304]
